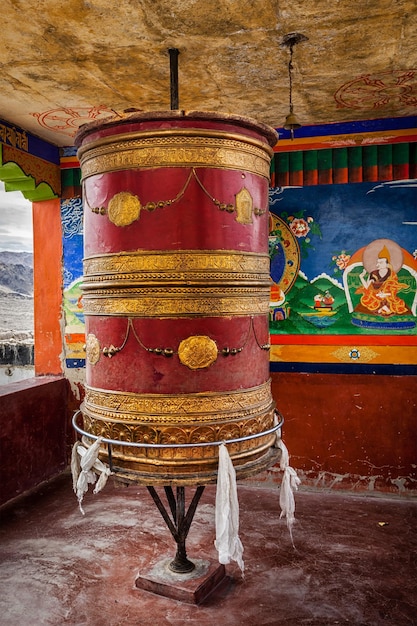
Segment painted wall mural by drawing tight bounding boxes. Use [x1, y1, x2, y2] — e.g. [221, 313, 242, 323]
[269, 179, 417, 366]
[61, 197, 85, 368]
[60, 179, 417, 368]
[344, 238, 416, 329]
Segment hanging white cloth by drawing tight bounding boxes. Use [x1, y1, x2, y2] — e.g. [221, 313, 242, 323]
[275, 433, 301, 547]
[214, 443, 244, 575]
[71, 437, 112, 515]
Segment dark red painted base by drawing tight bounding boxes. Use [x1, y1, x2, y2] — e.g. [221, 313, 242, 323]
[0, 376, 70, 507]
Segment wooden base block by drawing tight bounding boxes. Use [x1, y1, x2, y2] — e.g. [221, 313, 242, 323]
[135, 558, 228, 604]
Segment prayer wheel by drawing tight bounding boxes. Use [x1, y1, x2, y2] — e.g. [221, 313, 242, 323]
[75, 110, 279, 485]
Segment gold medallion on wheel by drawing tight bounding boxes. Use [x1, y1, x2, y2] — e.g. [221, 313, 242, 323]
[178, 335, 218, 370]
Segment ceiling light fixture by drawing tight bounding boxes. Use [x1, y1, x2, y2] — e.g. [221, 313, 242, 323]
[281, 32, 308, 140]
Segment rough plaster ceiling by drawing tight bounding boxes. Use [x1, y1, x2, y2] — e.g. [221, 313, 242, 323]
[1, 0, 416, 147]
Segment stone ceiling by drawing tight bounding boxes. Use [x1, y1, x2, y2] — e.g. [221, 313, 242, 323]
[1, 0, 416, 147]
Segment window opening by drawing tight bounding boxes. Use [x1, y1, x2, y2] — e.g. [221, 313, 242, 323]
[0, 180, 34, 384]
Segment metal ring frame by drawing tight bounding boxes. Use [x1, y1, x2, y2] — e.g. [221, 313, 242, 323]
[72, 409, 284, 450]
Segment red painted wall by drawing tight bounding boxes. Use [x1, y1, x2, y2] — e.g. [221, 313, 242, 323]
[0, 377, 69, 507]
[270, 372, 417, 495]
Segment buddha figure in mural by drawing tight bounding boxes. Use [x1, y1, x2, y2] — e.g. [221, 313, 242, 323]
[343, 238, 417, 330]
[356, 244, 409, 316]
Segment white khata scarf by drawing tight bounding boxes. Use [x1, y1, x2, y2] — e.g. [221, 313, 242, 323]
[214, 443, 245, 575]
[275, 427, 301, 547]
[71, 437, 111, 515]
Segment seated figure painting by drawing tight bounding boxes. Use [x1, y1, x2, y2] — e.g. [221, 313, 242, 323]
[343, 238, 417, 330]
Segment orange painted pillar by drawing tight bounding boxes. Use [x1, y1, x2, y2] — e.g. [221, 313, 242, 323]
[32, 199, 63, 375]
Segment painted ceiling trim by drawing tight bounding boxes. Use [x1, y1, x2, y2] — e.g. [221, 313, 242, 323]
[0, 144, 60, 201]
[275, 116, 417, 151]
[271, 142, 417, 187]
[0, 118, 59, 164]
[61, 140, 417, 190]
[0, 117, 61, 199]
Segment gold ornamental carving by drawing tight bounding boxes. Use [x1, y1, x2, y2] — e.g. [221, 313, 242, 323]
[77, 130, 273, 181]
[82, 410, 274, 449]
[177, 335, 218, 369]
[235, 188, 254, 224]
[83, 380, 273, 424]
[81, 286, 270, 317]
[80, 406, 277, 483]
[82, 250, 271, 289]
[85, 333, 100, 365]
[107, 191, 141, 226]
[83, 270, 269, 289]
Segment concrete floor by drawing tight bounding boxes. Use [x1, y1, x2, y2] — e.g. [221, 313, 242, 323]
[0, 472, 416, 626]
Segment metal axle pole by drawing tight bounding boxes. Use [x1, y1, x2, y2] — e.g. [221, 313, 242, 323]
[168, 48, 180, 110]
[147, 485, 205, 573]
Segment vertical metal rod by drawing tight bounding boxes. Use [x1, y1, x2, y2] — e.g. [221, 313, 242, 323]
[183, 486, 205, 531]
[146, 485, 206, 574]
[147, 486, 178, 538]
[164, 486, 177, 520]
[107, 443, 113, 472]
[168, 48, 180, 110]
[171, 487, 192, 572]
[176, 486, 185, 527]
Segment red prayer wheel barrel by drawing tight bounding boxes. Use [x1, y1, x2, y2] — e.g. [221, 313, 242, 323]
[75, 110, 279, 485]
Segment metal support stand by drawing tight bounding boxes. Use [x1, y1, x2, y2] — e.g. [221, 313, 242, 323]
[146, 485, 205, 573]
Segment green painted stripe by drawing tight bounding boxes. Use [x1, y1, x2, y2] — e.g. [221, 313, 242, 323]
[392, 143, 409, 165]
[303, 150, 318, 171]
[276, 153, 289, 174]
[61, 168, 81, 188]
[317, 149, 332, 171]
[289, 151, 303, 172]
[377, 144, 393, 166]
[332, 148, 348, 169]
[348, 146, 362, 168]
[363, 145, 378, 168]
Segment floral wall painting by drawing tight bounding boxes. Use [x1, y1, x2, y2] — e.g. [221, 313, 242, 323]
[269, 212, 300, 322]
[268, 180, 417, 341]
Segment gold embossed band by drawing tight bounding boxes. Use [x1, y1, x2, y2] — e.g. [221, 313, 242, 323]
[78, 130, 273, 180]
[81, 407, 276, 483]
[82, 250, 271, 289]
[83, 380, 273, 425]
[82, 411, 275, 455]
[81, 285, 270, 317]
